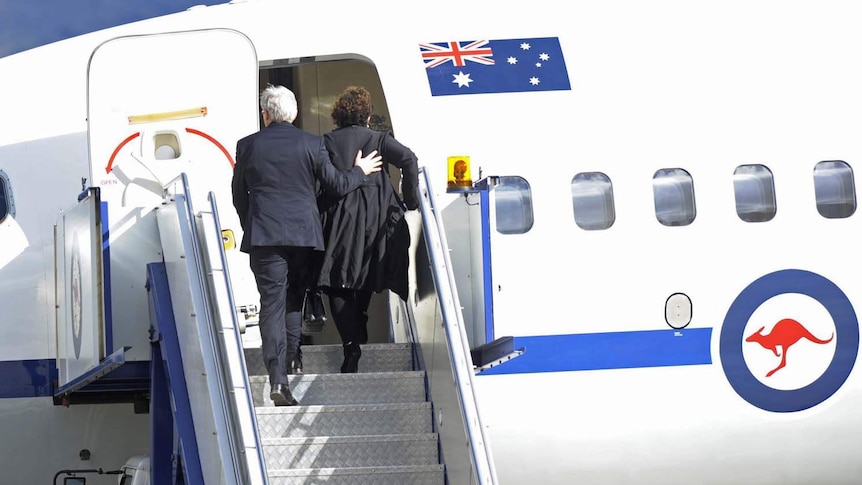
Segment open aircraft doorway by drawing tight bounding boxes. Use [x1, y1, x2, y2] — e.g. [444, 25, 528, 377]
[258, 57, 401, 347]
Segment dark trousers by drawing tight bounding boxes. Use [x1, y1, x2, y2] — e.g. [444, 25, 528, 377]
[327, 287, 373, 346]
[249, 246, 312, 385]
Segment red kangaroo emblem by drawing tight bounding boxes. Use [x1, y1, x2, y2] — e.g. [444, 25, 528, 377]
[745, 318, 834, 377]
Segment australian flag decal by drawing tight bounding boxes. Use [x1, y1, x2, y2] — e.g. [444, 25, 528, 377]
[420, 37, 571, 96]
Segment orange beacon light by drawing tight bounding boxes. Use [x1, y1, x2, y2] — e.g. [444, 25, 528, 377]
[447, 156, 473, 192]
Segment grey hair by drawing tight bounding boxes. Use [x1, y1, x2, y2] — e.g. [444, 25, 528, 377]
[260, 84, 298, 123]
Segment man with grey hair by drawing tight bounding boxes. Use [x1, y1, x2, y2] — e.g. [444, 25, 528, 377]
[232, 84, 382, 406]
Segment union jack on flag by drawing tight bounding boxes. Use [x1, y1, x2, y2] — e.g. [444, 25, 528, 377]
[419, 40, 495, 69]
[419, 37, 571, 97]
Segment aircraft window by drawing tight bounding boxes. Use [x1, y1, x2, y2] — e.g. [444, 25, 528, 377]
[814, 160, 856, 219]
[494, 176, 533, 234]
[571, 172, 615, 230]
[733, 164, 776, 222]
[653, 168, 696, 226]
[0, 169, 13, 223]
[153, 132, 181, 160]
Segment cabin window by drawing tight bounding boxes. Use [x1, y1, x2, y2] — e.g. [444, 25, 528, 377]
[813, 160, 856, 219]
[494, 176, 533, 234]
[653, 168, 696, 226]
[733, 164, 776, 222]
[153, 132, 181, 160]
[571, 172, 615, 230]
[0, 170, 13, 223]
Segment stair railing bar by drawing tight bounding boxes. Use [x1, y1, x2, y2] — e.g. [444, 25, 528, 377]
[202, 191, 269, 484]
[417, 166, 499, 485]
[165, 175, 242, 483]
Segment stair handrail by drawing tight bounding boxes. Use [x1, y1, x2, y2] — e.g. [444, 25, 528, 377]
[200, 191, 269, 484]
[162, 174, 266, 484]
[417, 166, 499, 485]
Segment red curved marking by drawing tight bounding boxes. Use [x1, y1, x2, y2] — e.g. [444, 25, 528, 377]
[105, 132, 141, 174]
[185, 128, 235, 168]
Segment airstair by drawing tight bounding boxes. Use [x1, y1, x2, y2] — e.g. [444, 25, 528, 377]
[244, 343, 444, 484]
[148, 165, 495, 485]
[57, 167, 496, 483]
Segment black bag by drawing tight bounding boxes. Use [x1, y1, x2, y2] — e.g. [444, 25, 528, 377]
[302, 289, 327, 334]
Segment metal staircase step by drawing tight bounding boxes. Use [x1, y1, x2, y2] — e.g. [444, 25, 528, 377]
[261, 433, 440, 469]
[265, 464, 445, 485]
[256, 402, 433, 438]
[244, 343, 413, 376]
[249, 372, 427, 406]
[244, 341, 446, 483]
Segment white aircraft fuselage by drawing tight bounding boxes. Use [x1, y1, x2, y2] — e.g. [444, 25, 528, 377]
[0, 1, 860, 484]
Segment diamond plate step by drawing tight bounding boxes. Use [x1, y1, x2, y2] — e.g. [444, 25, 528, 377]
[256, 402, 433, 438]
[244, 343, 413, 375]
[261, 433, 440, 469]
[245, 341, 447, 483]
[250, 372, 427, 406]
[266, 464, 445, 485]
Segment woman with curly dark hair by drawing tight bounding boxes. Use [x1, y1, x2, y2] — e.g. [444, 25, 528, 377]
[315, 86, 419, 373]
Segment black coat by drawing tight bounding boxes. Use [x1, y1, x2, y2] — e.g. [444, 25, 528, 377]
[232, 122, 368, 253]
[316, 125, 419, 301]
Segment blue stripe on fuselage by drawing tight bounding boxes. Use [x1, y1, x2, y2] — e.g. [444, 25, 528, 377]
[478, 327, 713, 375]
[1, 329, 713, 394]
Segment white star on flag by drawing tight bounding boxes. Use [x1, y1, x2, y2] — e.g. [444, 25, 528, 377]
[452, 71, 473, 87]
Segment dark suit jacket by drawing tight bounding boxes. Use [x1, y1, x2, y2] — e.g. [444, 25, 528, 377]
[232, 122, 367, 253]
[315, 126, 419, 301]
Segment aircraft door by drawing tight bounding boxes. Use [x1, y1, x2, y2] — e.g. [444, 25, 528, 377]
[86, 29, 259, 361]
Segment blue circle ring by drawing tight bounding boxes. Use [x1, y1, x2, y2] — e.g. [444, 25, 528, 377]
[720, 269, 859, 412]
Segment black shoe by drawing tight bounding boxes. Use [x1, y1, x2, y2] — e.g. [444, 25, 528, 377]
[287, 358, 303, 375]
[340, 343, 361, 373]
[270, 383, 298, 406]
[287, 347, 303, 375]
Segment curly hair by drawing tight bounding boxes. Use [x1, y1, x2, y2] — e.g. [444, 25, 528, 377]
[331, 86, 373, 128]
